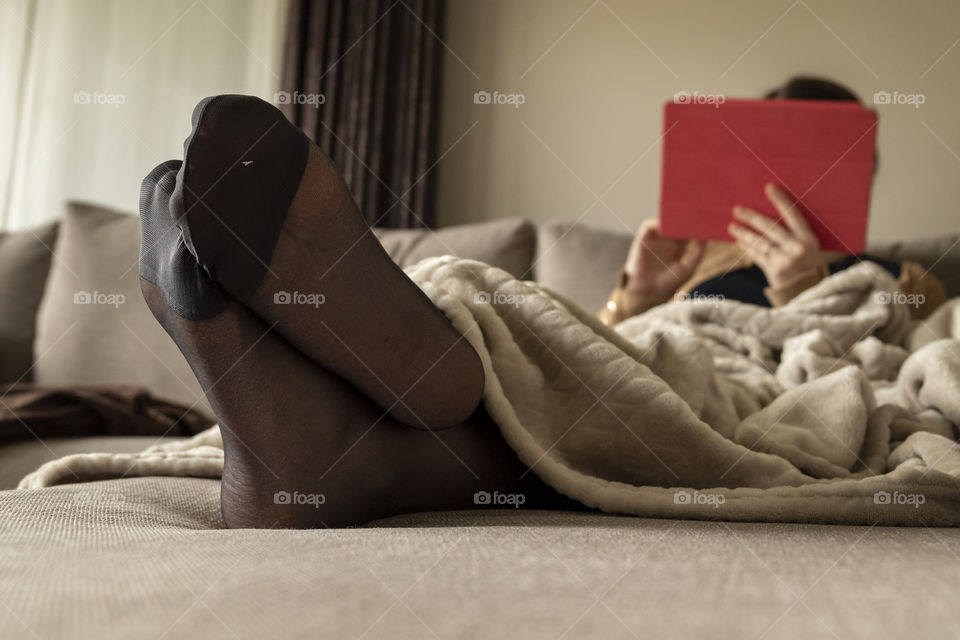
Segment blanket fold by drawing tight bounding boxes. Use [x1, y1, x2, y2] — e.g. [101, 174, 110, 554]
[18, 257, 960, 525]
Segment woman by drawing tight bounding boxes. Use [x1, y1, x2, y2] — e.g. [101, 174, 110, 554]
[599, 77, 947, 326]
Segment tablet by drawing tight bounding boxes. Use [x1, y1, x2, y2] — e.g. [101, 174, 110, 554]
[659, 98, 877, 253]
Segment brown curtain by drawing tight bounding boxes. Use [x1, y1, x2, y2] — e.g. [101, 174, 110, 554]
[279, 0, 445, 228]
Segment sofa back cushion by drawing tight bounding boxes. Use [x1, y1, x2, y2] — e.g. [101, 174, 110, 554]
[534, 222, 633, 312]
[375, 217, 535, 278]
[0, 221, 59, 382]
[34, 202, 213, 416]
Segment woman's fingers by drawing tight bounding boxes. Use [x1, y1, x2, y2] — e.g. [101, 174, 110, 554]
[728, 223, 772, 264]
[637, 218, 656, 239]
[678, 239, 706, 273]
[639, 218, 660, 232]
[732, 206, 793, 246]
[765, 184, 816, 242]
[629, 219, 684, 277]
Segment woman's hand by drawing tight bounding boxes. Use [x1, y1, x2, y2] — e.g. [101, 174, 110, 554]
[623, 219, 705, 298]
[728, 184, 824, 289]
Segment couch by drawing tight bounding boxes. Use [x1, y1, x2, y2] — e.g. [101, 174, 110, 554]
[1, 202, 959, 639]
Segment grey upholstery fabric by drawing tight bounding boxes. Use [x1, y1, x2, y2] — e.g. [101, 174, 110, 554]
[1, 477, 958, 639]
[0, 221, 58, 382]
[534, 222, 633, 312]
[376, 217, 536, 278]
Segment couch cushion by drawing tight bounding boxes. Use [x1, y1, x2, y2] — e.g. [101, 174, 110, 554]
[33, 202, 212, 417]
[1, 479, 958, 639]
[0, 221, 58, 382]
[376, 217, 535, 278]
[534, 221, 634, 312]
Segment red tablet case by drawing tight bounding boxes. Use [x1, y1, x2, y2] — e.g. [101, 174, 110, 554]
[659, 99, 877, 253]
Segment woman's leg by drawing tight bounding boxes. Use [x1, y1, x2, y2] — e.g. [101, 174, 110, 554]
[140, 164, 582, 528]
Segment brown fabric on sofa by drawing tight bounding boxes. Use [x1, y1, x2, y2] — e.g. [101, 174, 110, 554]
[0, 382, 213, 446]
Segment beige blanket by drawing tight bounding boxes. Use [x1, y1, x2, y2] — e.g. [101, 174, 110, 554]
[21, 257, 960, 525]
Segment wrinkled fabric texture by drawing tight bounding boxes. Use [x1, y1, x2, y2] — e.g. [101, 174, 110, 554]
[0, 383, 213, 446]
[21, 258, 960, 525]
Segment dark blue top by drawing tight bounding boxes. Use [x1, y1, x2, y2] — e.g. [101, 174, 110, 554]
[688, 255, 901, 307]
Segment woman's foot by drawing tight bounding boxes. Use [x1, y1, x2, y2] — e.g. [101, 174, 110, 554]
[142, 160, 403, 526]
[140, 161, 579, 528]
[169, 95, 483, 430]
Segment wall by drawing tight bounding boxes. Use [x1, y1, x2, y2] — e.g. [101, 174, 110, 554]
[436, 0, 960, 243]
